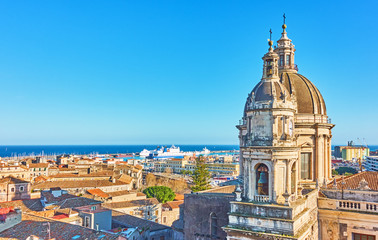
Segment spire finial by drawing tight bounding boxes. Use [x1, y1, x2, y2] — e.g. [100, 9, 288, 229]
[268, 28, 273, 47]
[282, 13, 287, 31]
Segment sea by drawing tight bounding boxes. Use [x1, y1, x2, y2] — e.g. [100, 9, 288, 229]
[0, 145, 240, 158]
[0, 145, 376, 158]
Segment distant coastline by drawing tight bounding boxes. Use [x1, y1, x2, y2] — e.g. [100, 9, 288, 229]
[0, 145, 240, 157]
[0, 144, 377, 158]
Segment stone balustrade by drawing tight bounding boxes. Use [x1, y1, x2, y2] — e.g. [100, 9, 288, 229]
[338, 200, 378, 213]
[254, 195, 270, 203]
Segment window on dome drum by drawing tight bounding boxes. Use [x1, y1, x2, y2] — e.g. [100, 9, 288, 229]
[256, 164, 269, 195]
[352, 233, 376, 240]
[286, 55, 290, 66]
[301, 153, 311, 180]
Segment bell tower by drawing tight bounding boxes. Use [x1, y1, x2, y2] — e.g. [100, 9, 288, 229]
[225, 18, 331, 239]
[238, 30, 298, 204]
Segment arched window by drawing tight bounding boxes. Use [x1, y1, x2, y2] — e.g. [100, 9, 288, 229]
[256, 164, 269, 196]
[210, 212, 217, 237]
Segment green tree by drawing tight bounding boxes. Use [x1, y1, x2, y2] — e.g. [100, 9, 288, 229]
[143, 186, 175, 203]
[191, 156, 211, 192]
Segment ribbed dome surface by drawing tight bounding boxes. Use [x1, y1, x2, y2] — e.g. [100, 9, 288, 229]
[279, 72, 326, 115]
[251, 81, 287, 102]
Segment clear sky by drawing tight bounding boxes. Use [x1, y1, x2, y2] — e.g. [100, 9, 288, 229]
[0, 0, 377, 145]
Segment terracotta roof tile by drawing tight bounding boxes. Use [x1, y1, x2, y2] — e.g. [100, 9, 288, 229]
[162, 200, 183, 210]
[0, 213, 118, 239]
[107, 190, 131, 197]
[87, 188, 110, 198]
[28, 163, 49, 168]
[0, 199, 44, 212]
[328, 171, 378, 191]
[32, 179, 127, 190]
[174, 193, 184, 201]
[0, 177, 29, 184]
[116, 174, 133, 184]
[103, 198, 159, 209]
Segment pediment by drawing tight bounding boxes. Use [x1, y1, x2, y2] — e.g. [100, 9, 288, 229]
[300, 142, 313, 148]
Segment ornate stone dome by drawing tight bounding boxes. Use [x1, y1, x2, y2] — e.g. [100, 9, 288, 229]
[279, 72, 326, 115]
[251, 80, 289, 102]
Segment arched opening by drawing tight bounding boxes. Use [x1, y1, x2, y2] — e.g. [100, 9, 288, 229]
[210, 212, 217, 237]
[256, 164, 269, 196]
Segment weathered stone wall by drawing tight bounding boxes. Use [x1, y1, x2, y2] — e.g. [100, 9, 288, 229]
[183, 193, 234, 240]
[322, 189, 378, 202]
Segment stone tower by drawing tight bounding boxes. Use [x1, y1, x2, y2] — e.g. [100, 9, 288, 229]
[225, 20, 334, 240]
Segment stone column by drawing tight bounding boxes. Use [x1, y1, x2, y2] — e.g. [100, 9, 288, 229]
[286, 160, 290, 194]
[328, 136, 332, 179]
[248, 159, 253, 201]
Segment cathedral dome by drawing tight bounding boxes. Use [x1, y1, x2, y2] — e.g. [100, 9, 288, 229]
[279, 72, 326, 115]
[251, 80, 289, 102]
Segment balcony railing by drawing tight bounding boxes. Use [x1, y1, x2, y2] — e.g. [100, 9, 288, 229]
[337, 200, 378, 213]
[295, 115, 331, 124]
[254, 195, 270, 203]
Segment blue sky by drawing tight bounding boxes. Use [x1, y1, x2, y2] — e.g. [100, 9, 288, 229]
[0, 0, 377, 145]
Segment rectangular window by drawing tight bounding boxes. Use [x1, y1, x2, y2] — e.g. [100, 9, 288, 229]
[301, 153, 311, 179]
[353, 233, 376, 240]
[280, 55, 284, 66]
[286, 55, 290, 65]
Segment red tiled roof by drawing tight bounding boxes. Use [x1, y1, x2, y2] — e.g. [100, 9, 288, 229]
[32, 179, 128, 190]
[162, 200, 183, 210]
[329, 171, 378, 191]
[116, 174, 133, 184]
[174, 193, 184, 201]
[29, 163, 49, 169]
[87, 188, 109, 198]
[0, 177, 30, 184]
[0, 213, 119, 239]
[103, 198, 160, 209]
[34, 175, 49, 183]
[107, 190, 131, 197]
